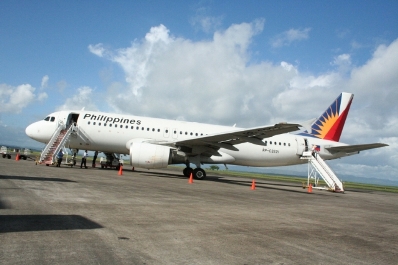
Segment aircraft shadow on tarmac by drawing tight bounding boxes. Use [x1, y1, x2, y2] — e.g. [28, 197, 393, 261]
[138, 171, 328, 195]
[0, 215, 103, 233]
[0, 175, 76, 183]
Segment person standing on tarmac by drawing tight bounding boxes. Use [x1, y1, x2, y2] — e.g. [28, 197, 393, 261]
[92, 151, 98, 167]
[81, 150, 88, 168]
[56, 150, 64, 167]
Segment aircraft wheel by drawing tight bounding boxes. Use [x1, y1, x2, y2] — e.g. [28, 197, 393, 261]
[193, 168, 206, 180]
[7, 154, 11, 159]
[2, 154, 5, 158]
[183, 167, 193, 177]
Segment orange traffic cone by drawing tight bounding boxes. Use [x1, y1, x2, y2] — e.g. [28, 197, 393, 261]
[188, 173, 193, 184]
[251, 179, 256, 190]
[118, 165, 123, 176]
[15, 153, 20, 161]
[308, 184, 313, 193]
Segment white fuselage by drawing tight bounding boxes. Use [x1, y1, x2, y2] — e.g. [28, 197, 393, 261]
[26, 110, 348, 167]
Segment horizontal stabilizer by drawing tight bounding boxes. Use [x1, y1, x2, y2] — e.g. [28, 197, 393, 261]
[326, 143, 388, 154]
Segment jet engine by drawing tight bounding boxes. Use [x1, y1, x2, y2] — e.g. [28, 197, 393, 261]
[129, 142, 172, 169]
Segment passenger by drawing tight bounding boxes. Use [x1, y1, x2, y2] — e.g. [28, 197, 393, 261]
[311, 144, 318, 158]
[80, 150, 88, 169]
[56, 150, 64, 167]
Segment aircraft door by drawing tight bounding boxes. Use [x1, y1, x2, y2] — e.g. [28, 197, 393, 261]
[295, 137, 308, 155]
[66, 113, 80, 127]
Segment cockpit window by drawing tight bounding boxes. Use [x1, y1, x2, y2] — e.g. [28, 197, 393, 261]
[44, 116, 50, 121]
[50, 117, 55, 122]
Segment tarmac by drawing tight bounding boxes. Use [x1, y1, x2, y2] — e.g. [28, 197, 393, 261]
[0, 157, 397, 265]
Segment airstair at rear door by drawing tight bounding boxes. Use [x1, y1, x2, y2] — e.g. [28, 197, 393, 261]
[300, 151, 344, 192]
[40, 122, 75, 165]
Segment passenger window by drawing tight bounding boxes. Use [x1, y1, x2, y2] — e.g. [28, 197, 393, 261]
[158, 129, 160, 132]
[288, 143, 290, 146]
[270, 142, 272, 145]
[93, 122, 96, 125]
[142, 127, 144, 130]
[109, 124, 112, 127]
[185, 132, 188, 135]
[88, 121, 91, 125]
[279, 142, 281, 145]
[152, 128, 155, 132]
[104, 123, 107, 126]
[190, 132, 193, 135]
[99, 123, 101, 126]
[284, 143, 286, 146]
[165, 130, 168, 133]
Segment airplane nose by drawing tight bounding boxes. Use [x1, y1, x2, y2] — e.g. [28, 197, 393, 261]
[25, 123, 38, 139]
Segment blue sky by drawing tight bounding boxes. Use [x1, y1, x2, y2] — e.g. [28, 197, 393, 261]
[1, 1, 397, 184]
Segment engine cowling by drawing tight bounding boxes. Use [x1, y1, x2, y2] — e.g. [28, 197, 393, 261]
[129, 142, 172, 169]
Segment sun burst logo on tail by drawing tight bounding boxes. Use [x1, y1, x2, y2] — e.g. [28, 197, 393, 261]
[311, 106, 339, 139]
[298, 92, 354, 142]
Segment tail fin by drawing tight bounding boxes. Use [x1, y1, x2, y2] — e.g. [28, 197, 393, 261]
[301, 92, 353, 142]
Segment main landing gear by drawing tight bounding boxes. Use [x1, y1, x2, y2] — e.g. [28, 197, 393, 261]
[183, 165, 207, 180]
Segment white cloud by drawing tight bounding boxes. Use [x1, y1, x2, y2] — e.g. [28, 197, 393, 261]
[271, 28, 311, 47]
[57, 86, 98, 111]
[41, 75, 49, 89]
[88, 22, 398, 181]
[332, 54, 351, 67]
[0, 83, 47, 113]
[88, 43, 106, 57]
[190, 5, 224, 34]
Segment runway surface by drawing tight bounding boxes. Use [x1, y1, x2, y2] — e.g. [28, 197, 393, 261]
[0, 158, 397, 264]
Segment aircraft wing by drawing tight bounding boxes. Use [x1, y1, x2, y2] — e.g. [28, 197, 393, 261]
[326, 143, 388, 154]
[174, 123, 301, 152]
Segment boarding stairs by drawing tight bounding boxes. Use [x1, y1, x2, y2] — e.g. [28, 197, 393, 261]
[300, 151, 344, 192]
[40, 122, 75, 165]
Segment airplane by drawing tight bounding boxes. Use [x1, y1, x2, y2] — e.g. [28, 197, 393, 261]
[25, 92, 388, 179]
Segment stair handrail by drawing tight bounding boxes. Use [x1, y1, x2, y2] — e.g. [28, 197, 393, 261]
[50, 124, 75, 163]
[309, 158, 333, 186]
[40, 121, 66, 162]
[311, 154, 344, 191]
[314, 154, 343, 190]
[75, 125, 93, 144]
